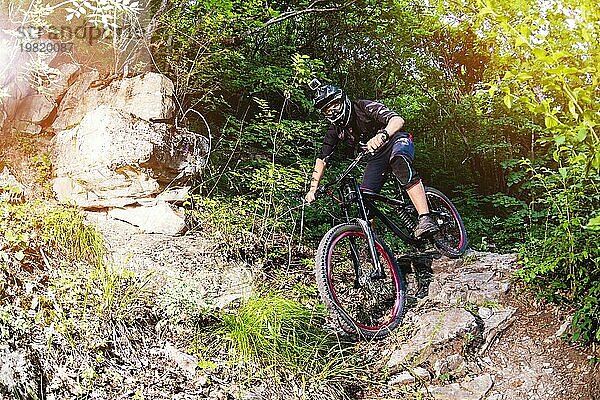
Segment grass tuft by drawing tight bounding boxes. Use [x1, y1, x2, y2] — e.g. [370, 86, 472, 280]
[214, 293, 365, 397]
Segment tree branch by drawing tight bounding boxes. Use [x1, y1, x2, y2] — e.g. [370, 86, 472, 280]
[222, 1, 355, 46]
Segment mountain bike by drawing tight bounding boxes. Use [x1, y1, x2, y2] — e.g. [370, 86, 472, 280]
[313, 148, 467, 339]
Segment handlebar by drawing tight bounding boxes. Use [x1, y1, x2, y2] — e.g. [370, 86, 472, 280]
[309, 134, 389, 202]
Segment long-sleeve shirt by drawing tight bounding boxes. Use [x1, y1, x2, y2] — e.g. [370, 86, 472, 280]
[318, 99, 399, 163]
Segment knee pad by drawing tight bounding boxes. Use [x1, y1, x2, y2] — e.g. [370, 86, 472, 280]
[390, 155, 420, 189]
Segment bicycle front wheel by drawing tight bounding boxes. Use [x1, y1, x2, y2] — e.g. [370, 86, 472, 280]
[315, 223, 406, 340]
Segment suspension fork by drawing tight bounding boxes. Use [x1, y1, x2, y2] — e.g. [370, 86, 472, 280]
[340, 189, 363, 288]
[352, 180, 384, 280]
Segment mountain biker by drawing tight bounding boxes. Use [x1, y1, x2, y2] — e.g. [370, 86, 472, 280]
[304, 80, 439, 239]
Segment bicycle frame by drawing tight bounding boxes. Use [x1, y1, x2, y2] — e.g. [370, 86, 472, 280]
[320, 150, 424, 280]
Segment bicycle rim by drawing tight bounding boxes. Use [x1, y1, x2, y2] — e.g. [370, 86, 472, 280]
[326, 227, 403, 336]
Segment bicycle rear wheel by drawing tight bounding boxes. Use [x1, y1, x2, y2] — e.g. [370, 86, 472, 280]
[425, 187, 468, 258]
[315, 223, 406, 340]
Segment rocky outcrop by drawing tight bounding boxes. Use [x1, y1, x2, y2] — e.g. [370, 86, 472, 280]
[2, 59, 78, 135]
[108, 201, 187, 235]
[52, 104, 161, 205]
[2, 56, 208, 234]
[376, 251, 598, 400]
[47, 71, 208, 233]
[51, 71, 174, 131]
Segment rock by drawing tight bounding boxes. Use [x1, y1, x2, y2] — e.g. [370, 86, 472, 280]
[87, 213, 254, 310]
[427, 383, 478, 400]
[50, 71, 99, 131]
[52, 105, 207, 209]
[478, 307, 493, 319]
[163, 342, 198, 378]
[554, 315, 572, 338]
[426, 374, 493, 400]
[461, 374, 493, 396]
[47, 63, 80, 99]
[387, 308, 478, 370]
[52, 71, 174, 131]
[479, 307, 517, 354]
[434, 354, 466, 377]
[389, 371, 415, 385]
[0, 39, 39, 123]
[1, 53, 69, 134]
[156, 186, 191, 203]
[11, 94, 56, 132]
[413, 366, 431, 381]
[108, 201, 186, 235]
[1, 77, 31, 124]
[429, 252, 516, 306]
[23, 94, 55, 123]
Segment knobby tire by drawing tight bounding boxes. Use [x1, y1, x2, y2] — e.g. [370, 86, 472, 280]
[315, 223, 406, 340]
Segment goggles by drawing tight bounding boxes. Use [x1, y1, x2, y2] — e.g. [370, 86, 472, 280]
[322, 100, 343, 118]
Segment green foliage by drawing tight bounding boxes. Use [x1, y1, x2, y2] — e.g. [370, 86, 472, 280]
[432, 0, 600, 342]
[515, 159, 600, 341]
[451, 185, 528, 251]
[31, 153, 52, 190]
[45, 262, 152, 346]
[0, 200, 105, 269]
[477, 0, 599, 168]
[41, 206, 106, 267]
[214, 293, 363, 393]
[0, 197, 156, 396]
[156, 279, 212, 324]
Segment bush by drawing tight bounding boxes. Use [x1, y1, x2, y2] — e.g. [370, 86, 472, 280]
[0, 199, 105, 269]
[516, 159, 600, 342]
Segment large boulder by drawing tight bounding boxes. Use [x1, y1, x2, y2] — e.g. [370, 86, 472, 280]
[0, 32, 64, 134]
[52, 71, 175, 131]
[52, 105, 208, 209]
[108, 201, 187, 235]
[7, 63, 80, 135]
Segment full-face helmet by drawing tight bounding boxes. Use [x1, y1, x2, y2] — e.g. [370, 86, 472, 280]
[309, 79, 352, 127]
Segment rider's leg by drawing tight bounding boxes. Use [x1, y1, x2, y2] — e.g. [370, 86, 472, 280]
[360, 145, 389, 194]
[389, 136, 439, 238]
[406, 180, 429, 215]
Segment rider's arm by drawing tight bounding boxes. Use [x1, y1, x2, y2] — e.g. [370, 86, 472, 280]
[305, 158, 326, 203]
[383, 116, 405, 138]
[358, 99, 405, 152]
[367, 115, 405, 153]
[306, 125, 339, 203]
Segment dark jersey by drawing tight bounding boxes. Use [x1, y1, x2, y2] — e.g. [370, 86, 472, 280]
[318, 99, 399, 163]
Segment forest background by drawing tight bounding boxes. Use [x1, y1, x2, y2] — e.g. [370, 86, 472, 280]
[1, 0, 599, 344]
